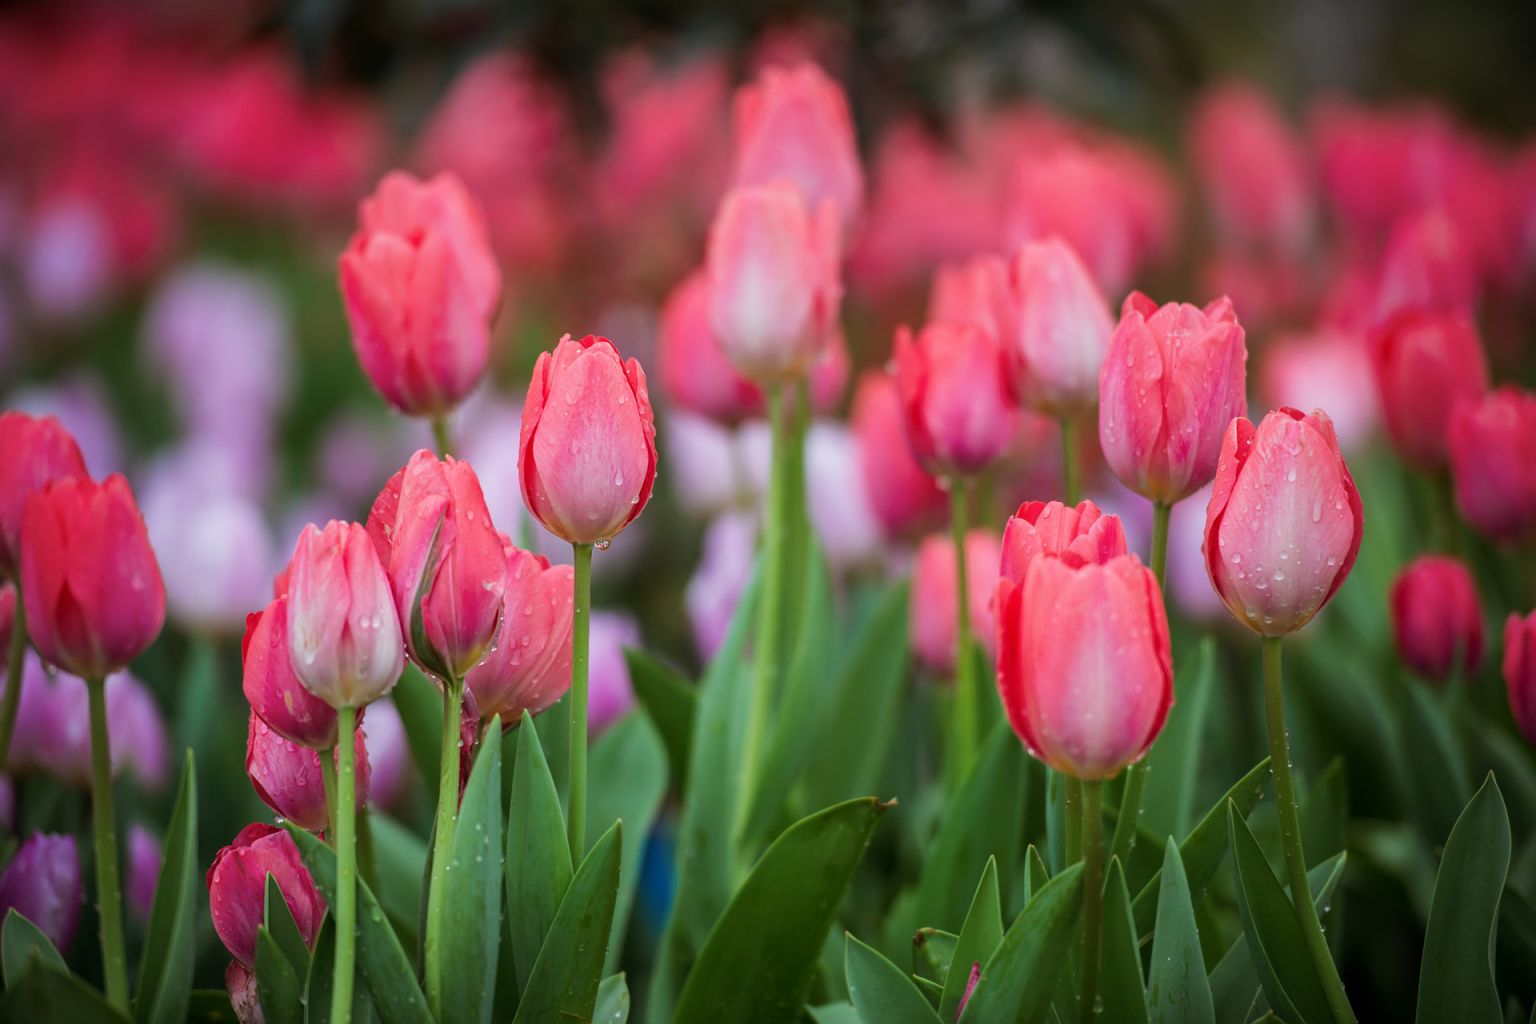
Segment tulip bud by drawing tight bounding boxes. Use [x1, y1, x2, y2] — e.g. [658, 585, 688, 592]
[1448, 387, 1536, 544]
[1373, 208, 1477, 324]
[1260, 329, 1379, 455]
[1390, 556, 1483, 682]
[892, 323, 1017, 480]
[659, 269, 763, 424]
[286, 521, 404, 709]
[5, 661, 167, 789]
[519, 334, 658, 546]
[0, 832, 82, 953]
[243, 595, 337, 749]
[850, 372, 947, 537]
[128, 825, 162, 923]
[0, 412, 88, 579]
[996, 552, 1173, 779]
[338, 171, 500, 417]
[20, 474, 165, 680]
[910, 530, 1002, 677]
[928, 255, 1011, 342]
[1506, 610, 1536, 747]
[465, 541, 573, 725]
[1005, 237, 1115, 416]
[207, 823, 324, 968]
[1188, 83, 1314, 255]
[1370, 309, 1488, 468]
[368, 451, 506, 679]
[246, 711, 370, 833]
[1000, 500, 1128, 584]
[1203, 408, 1364, 636]
[225, 962, 263, 1024]
[706, 183, 842, 385]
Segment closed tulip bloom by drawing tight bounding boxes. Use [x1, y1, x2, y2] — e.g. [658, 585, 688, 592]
[0, 412, 88, 578]
[20, 474, 165, 680]
[1188, 83, 1314, 254]
[1099, 292, 1249, 505]
[1370, 310, 1488, 468]
[706, 183, 842, 385]
[659, 269, 762, 424]
[1000, 500, 1128, 584]
[206, 823, 324, 968]
[246, 712, 370, 833]
[243, 595, 337, 750]
[731, 62, 864, 227]
[1372, 208, 1477, 324]
[1507, 611, 1536, 746]
[1261, 329, 1379, 454]
[338, 171, 499, 417]
[996, 552, 1173, 779]
[225, 963, 262, 1024]
[1203, 409, 1364, 636]
[368, 451, 506, 679]
[465, 542, 573, 725]
[0, 832, 82, 953]
[5, 662, 166, 789]
[910, 530, 1002, 676]
[1448, 387, 1536, 544]
[1005, 237, 1115, 416]
[850, 372, 947, 537]
[286, 521, 404, 709]
[928, 255, 1011, 342]
[893, 322, 1017, 479]
[1390, 556, 1483, 682]
[519, 334, 658, 546]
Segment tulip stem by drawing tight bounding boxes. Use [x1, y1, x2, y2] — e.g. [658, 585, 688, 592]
[86, 676, 130, 1010]
[331, 704, 358, 1024]
[1262, 637, 1357, 1024]
[948, 481, 977, 786]
[1060, 416, 1080, 505]
[1064, 777, 1082, 864]
[568, 542, 593, 860]
[430, 416, 454, 458]
[320, 752, 338, 848]
[1079, 779, 1104, 1023]
[425, 672, 464, 1016]
[0, 596, 26, 770]
[1149, 500, 1170, 584]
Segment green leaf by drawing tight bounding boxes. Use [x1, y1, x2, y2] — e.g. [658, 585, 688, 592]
[512, 821, 622, 1024]
[593, 973, 629, 1024]
[256, 926, 304, 1024]
[1133, 758, 1270, 937]
[1099, 861, 1149, 1024]
[304, 916, 372, 1024]
[1299, 759, 1347, 869]
[507, 719, 574, 991]
[956, 863, 1083, 1022]
[133, 749, 198, 1024]
[624, 648, 696, 785]
[360, 813, 426, 955]
[807, 1004, 862, 1024]
[673, 798, 888, 1024]
[0, 957, 131, 1023]
[1394, 675, 1472, 843]
[1146, 839, 1215, 1024]
[1415, 774, 1510, 1024]
[845, 934, 943, 1023]
[284, 826, 433, 1024]
[1138, 637, 1216, 839]
[1024, 846, 1050, 905]
[392, 667, 443, 795]
[439, 718, 504, 1024]
[586, 711, 668, 975]
[1226, 803, 1334, 1024]
[264, 874, 311, 976]
[1, 910, 65, 986]
[911, 930, 956, 981]
[940, 858, 1003, 1020]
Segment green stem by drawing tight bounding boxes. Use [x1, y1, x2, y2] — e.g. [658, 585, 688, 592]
[1262, 637, 1357, 1024]
[568, 542, 593, 859]
[948, 481, 977, 785]
[431, 416, 454, 458]
[1149, 501, 1170, 585]
[1060, 416, 1080, 505]
[741, 386, 790, 823]
[424, 672, 463, 1016]
[86, 676, 129, 1009]
[1080, 780, 1104, 1022]
[0, 594, 25, 769]
[1064, 776, 1083, 865]
[320, 751, 338, 847]
[331, 705, 358, 1024]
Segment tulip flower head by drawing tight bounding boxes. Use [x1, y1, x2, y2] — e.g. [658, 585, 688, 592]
[1448, 387, 1536, 544]
[0, 832, 82, 953]
[659, 268, 763, 424]
[1000, 499, 1129, 584]
[0, 412, 88, 579]
[206, 823, 324, 968]
[243, 594, 338, 749]
[1370, 309, 1488, 469]
[1004, 237, 1115, 416]
[464, 540, 573, 725]
[246, 711, 370, 832]
[910, 530, 1002, 676]
[1203, 408, 1364, 636]
[1507, 611, 1536, 747]
[1390, 555, 1483, 682]
[850, 371, 948, 537]
[928, 255, 1011, 343]
[892, 322, 1018, 481]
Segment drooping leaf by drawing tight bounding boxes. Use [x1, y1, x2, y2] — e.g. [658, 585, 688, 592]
[438, 719, 503, 1024]
[624, 648, 696, 786]
[134, 749, 198, 1024]
[940, 858, 1003, 1020]
[586, 710, 668, 975]
[955, 863, 1084, 1022]
[1099, 861, 1149, 1024]
[845, 934, 944, 1024]
[1146, 839, 1215, 1024]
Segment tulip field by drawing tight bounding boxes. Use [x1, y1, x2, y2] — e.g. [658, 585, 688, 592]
[4, 4, 1536, 1024]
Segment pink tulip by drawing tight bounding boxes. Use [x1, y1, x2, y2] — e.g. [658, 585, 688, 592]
[1099, 292, 1249, 505]
[588, 611, 641, 737]
[1188, 82, 1314, 254]
[142, 479, 273, 636]
[127, 825, 161, 923]
[1260, 329, 1379, 454]
[246, 711, 370, 833]
[206, 823, 324, 968]
[519, 335, 658, 546]
[850, 372, 947, 537]
[243, 594, 337, 750]
[1203, 409, 1364, 636]
[1370, 309, 1488, 469]
[928, 254, 1011, 342]
[1448, 387, 1536, 544]
[659, 268, 763, 424]
[1373, 208, 1477, 325]
[805, 422, 884, 572]
[225, 963, 262, 1024]
[910, 530, 1002, 677]
[4, 659, 165, 789]
[0, 832, 82, 953]
[1507, 611, 1536, 747]
[1005, 237, 1115, 416]
[892, 322, 1017, 480]
[706, 183, 842, 385]
[0, 412, 87, 578]
[1000, 500, 1128, 584]
[464, 540, 573, 725]
[286, 521, 404, 709]
[1390, 556, 1483, 682]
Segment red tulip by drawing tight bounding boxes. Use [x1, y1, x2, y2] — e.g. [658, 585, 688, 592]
[892, 322, 1017, 480]
[849, 372, 947, 538]
[285, 521, 403, 709]
[519, 335, 657, 546]
[20, 474, 164, 680]
[909, 530, 1001, 676]
[0, 832, 82, 953]
[1506, 611, 1536, 746]
[1004, 237, 1115, 416]
[1099, 292, 1249, 505]
[206, 823, 324, 968]
[368, 451, 506, 679]
[1000, 500, 1128, 585]
[465, 540, 573, 725]
[0, 412, 88, 579]
[242, 595, 337, 750]
[1390, 556, 1483, 682]
[1372, 208, 1477, 324]
[1203, 409, 1364, 636]
[1370, 309, 1488, 468]
[338, 171, 499, 417]
[246, 711, 369, 833]
[1448, 387, 1536, 544]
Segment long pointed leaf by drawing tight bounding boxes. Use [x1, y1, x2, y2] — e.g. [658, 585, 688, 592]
[439, 720, 503, 1024]
[1146, 839, 1215, 1024]
[845, 934, 943, 1024]
[134, 749, 198, 1024]
[1099, 861, 1148, 1024]
[507, 720, 573, 991]
[256, 926, 303, 1024]
[1, 910, 65, 986]
[586, 711, 668, 975]
[939, 858, 1003, 1020]
[957, 863, 1084, 1022]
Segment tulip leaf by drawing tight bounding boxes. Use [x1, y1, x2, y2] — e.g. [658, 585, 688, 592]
[264, 874, 311, 977]
[845, 934, 944, 1024]
[284, 826, 433, 1024]
[133, 749, 198, 1024]
[594, 973, 629, 1024]
[1298, 759, 1347, 868]
[939, 858, 1003, 1020]
[256, 926, 304, 1024]
[512, 820, 622, 1024]
[807, 1003, 861, 1024]
[1099, 860, 1149, 1024]
[1024, 845, 1050, 904]
[438, 718, 504, 1024]
[955, 862, 1083, 1022]
[623, 648, 696, 785]
[390, 668, 443, 796]
[1133, 757, 1271, 937]
[911, 929, 956, 981]
[186, 989, 238, 1021]
[303, 916, 372, 1024]
[1137, 637, 1216, 840]
[0, 954, 131, 1022]
[1415, 774, 1510, 1024]
[1394, 676, 1472, 843]
[1147, 839, 1215, 1024]
[507, 718, 574, 992]
[360, 812, 426, 955]
[1, 910, 66, 986]
[672, 797, 888, 1024]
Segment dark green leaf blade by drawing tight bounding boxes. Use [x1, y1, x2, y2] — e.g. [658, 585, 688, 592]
[1099, 861, 1149, 1024]
[845, 934, 943, 1024]
[440, 719, 504, 1024]
[0, 958, 131, 1023]
[507, 719, 574, 991]
[624, 648, 696, 786]
[957, 863, 1084, 1022]
[939, 858, 1003, 1020]
[1146, 839, 1215, 1024]
[256, 926, 304, 1024]
[264, 874, 310, 976]
[1, 909, 65, 987]
[133, 749, 198, 1024]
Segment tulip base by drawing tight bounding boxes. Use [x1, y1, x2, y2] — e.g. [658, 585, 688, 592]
[431, 415, 454, 459]
[568, 542, 593, 859]
[425, 672, 464, 1015]
[331, 704, 358, 1024]
[0, 597, 25, 769]
[86, 676, 130, 1009]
